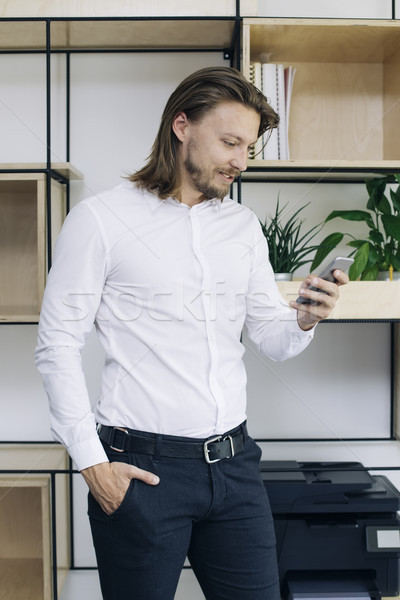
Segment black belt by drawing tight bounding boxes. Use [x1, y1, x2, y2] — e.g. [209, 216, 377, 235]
[97, 423, 247, 464]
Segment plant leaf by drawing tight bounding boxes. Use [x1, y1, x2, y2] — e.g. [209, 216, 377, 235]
[310, 232, 344, 271]
[377, 194, 392, 215]
[368, 229, 384, 244]
[348, 242, 370, 280]
[260, 199, 323, 273]
[367, 244, 381, 265]
[361, 265, 379, 280]
[347, 239, 369, 249]
[366, 177, 387, 211]
[391, 254, 400, 270]
[390, 186, 400, 213]
[325, 210, 374, 228]
[381, 214, 400, 243]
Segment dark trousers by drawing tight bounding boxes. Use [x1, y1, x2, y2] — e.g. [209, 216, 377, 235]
[88, 425, 280, 600]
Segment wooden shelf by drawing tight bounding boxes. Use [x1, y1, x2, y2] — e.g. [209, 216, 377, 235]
[0, 163, 84, 181]
[242, 19, 400, 169]
[50, 162, 83, 180]
[0, 445, 69, 600]
[0, 18, 237, 51]
[244, 159, 400, 181]
[0, 171, 67, 323]
[243, 18, 400, 64]
[278, 281, 400, 320]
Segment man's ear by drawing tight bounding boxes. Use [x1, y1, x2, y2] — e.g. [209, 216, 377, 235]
[172, 111, 189, 142]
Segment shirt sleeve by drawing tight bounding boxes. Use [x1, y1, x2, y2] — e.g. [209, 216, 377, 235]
[244, 213, 315, 361]
[35, 201, 109, 471]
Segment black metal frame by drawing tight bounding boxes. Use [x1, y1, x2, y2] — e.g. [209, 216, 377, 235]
[1, 0, 400, 594]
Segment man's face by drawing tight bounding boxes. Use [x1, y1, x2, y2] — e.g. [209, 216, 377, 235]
[180, 101, 260, 201]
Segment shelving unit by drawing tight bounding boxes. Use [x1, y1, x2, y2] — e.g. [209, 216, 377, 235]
[0, 444, 69, 600]
[242, 18, 400, 179]
[242, 15, 400, 600]
[1, 3, 400, 599]
[240, 18, 400, 498]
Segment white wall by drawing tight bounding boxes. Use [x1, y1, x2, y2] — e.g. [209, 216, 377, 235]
[1, 0, 398, 567]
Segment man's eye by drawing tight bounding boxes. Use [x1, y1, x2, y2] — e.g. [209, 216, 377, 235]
[224, 140, 236, 147]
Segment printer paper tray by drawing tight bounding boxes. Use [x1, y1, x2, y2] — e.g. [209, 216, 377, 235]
[284, 570, 381, 600]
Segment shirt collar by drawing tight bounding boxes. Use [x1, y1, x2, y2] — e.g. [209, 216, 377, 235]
[144, 189, 223, 213]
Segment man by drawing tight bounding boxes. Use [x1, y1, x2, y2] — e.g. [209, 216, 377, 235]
[35, 67, 348, 600]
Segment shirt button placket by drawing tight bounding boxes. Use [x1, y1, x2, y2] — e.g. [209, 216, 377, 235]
[189, 208, 225, 429]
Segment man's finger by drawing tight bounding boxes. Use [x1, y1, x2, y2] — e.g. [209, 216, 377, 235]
[112, 461, 160, 486]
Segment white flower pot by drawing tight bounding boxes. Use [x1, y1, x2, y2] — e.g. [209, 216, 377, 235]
[274, 273, 293, 281]
[377, 271, 400, 281]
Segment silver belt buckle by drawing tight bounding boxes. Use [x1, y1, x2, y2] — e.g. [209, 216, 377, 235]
[204, 434, 235, 464]
[204, 435, 222, 464]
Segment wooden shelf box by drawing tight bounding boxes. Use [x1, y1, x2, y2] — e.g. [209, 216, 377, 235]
[0, 167, 77, 322]
[242, 18, 400, 173]
[0, 444, 70, 600]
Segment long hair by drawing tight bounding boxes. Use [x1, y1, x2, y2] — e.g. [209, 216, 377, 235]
[129, 66, 279, 199]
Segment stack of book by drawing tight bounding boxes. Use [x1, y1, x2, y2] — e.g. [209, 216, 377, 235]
[249, 62, 296, 160]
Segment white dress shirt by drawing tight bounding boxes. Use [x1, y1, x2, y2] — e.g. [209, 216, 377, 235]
[35, 181, 314, 471]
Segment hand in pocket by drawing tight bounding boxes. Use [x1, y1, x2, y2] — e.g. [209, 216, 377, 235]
[82, 460, 160, 515]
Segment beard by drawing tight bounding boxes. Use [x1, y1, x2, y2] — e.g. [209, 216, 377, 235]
[183, 139, 239, 201]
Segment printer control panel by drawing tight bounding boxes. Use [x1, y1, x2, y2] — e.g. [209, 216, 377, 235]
[366, 525, 400, 553]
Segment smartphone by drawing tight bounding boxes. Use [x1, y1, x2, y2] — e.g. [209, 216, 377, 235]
[296, 256, 354, 305]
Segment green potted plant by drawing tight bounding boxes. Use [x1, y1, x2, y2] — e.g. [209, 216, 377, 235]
[259, 198, 323, 280]
[311, 175, 400, 281]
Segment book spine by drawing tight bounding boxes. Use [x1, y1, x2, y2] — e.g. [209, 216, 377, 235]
[249, 62, 264, 159]
[262, 63, 279, 160]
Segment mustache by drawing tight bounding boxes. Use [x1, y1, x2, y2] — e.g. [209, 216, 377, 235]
[218, 168, 241, 178]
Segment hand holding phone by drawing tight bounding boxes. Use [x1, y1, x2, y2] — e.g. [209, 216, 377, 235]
[296, 256, 354, 305]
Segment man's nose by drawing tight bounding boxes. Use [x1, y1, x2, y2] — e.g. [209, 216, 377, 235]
[230, 148, 248, 173]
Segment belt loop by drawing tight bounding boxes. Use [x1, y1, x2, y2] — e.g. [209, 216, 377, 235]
[154, 434, 162, 461]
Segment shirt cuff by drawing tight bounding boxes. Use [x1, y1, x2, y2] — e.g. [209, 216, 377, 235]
[295, 314, 317, 337]
[68, 435, 109, 472]
[285, 309, 316, 358]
